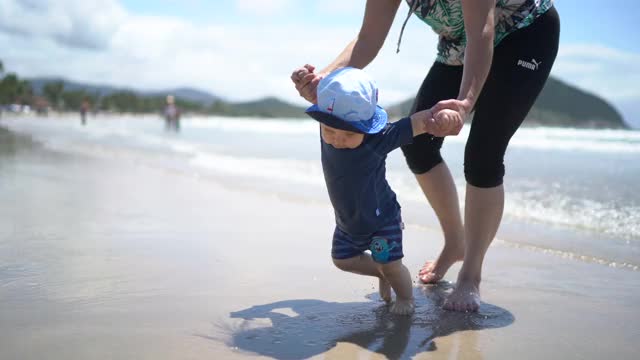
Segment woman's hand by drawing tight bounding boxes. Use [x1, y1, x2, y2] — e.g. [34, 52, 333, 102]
[411, 107, 463, 138]
[431, 99, 471, 135]
[433, 108, 464, 136]
[290, 64, 323, 104]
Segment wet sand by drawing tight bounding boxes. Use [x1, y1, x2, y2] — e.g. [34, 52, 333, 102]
[0, 127, 638, 359]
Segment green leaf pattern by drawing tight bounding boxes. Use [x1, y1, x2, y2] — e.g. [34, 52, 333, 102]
[407, 0, 553, 65]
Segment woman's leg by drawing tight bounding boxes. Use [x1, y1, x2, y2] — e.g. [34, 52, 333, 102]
[444, 184, 503, 311]
[444, 7, 560, 311]
[414, 163, 465, 283]
[401, 63, 466, 284]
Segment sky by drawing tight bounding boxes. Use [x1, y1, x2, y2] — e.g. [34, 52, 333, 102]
[1, 0, 639, 127]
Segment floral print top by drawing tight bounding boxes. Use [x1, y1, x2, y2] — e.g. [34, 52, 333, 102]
[404, 0, 554, 65]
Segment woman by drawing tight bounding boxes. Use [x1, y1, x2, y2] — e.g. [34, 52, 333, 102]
[292, 0, 559, 312]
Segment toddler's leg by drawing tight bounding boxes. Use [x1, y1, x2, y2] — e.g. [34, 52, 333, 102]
[333, 255, 391, 303]
[379, 260, 415, 315]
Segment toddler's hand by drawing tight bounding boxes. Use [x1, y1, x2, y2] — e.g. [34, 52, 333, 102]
[433, 109, 464, 136]
[291, 64, 321, 104]
[410, 108, 464, 137]
[410, 109, 438, 135]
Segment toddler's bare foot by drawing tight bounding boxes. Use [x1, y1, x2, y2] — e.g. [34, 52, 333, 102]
[418, 242, 465, 284]
[443, 280, 480, 312]
[379, 277, 392, 304]
[390, 297, 415, 315]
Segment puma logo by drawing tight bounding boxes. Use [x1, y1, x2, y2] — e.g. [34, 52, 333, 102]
[517, 58, 542, 71]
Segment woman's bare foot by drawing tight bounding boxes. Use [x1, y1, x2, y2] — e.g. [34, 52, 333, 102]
[443, 279, 480, 312]
[379, 277, 392, 304]
[390, 297, 415, 315]
[418, 242, 465, 284]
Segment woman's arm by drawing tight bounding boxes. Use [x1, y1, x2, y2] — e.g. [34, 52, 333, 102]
[293, 0, 402, 103]
[321, 0, 402, 75]
[457, 0, 495, 111]
[432, 0, 495, 128]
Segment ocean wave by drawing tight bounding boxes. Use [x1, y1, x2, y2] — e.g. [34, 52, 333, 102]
[190, 116, 640, 154]
[389, 174, 640, 242]
[504, 189, 640, 240]
[190, 152, 324, 186]
[188, 116, 318, 135]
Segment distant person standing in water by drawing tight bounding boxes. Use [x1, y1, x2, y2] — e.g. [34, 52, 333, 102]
[164, 95, 181, 132]
[80, 97, 91, 126]
[292, 0, 560, 312]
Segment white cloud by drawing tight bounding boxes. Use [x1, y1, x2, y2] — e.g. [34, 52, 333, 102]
[1, 0, 637, 124]
[0, 0, 126, 49]
[0, 0, 437, 107]
[559, 44, 640, 64]
[318, 0, 362, 13]
[235, 0, 291, 16]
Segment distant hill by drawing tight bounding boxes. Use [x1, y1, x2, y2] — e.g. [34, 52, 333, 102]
[27, 77, 219, 105]
[212, 97, 306, 118]
[386, 75, 627, 129]
[530, 77, 626, 128]
[25, 76, 627, 128]
[155, 87, 218, 105]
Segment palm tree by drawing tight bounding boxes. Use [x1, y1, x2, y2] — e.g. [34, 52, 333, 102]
[43, 81, 65, 109]
[17, 80, 33, 101]
[0, 73, 19, 104]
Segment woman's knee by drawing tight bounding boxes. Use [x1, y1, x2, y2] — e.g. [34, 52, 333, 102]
[401, 135, 444, 175]
[464, 161, 505, 188]
[464, 135, 508, 187]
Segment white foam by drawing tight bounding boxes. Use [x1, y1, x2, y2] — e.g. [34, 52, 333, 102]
[443, 125, 640, 154]
[190, 152, 324, 186]
[188, 116, 317, 135]
[188, 116, 640, 154]
[389, 174, 640, 241]
[505, 190, 640, 240]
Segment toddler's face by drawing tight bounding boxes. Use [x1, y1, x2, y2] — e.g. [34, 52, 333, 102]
[320, 124, 364, 149]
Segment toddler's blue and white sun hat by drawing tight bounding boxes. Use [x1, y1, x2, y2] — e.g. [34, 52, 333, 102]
[305, 67, 388, 134]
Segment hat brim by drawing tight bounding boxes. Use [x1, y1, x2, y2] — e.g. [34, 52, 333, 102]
[305, 105, 388, 134]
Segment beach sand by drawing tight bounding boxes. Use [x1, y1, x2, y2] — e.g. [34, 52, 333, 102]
[0, 126, 638, 359]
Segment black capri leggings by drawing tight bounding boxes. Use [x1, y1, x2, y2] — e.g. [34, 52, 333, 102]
[401, 6, 560, 188]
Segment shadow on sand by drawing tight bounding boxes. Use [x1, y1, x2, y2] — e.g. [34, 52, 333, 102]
[202, 284, 514, 359]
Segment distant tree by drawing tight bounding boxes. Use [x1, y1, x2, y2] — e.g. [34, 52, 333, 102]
[62, 90, 88, 110]
[102, 91, 141, 113]
[0, 74, 32, 105]
[43, 81, 65, 109]
[0, 60, 4, 74]
[90, 90, 101, 111]
[17, 79, 33, 103]
[0, 73, 19, 104]
[210, 100, 233, 115]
